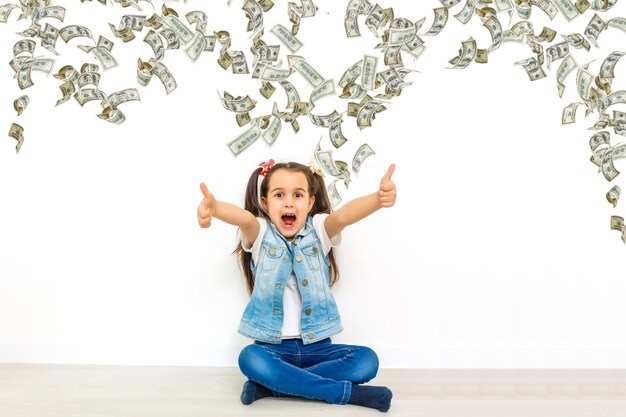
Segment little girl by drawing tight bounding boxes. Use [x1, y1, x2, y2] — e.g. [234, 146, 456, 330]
[197, 160, 397, 412]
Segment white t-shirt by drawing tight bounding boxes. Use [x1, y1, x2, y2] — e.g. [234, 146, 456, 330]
[241, 213, 342, 339]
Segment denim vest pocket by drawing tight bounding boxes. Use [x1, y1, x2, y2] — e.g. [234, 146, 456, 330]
[260, 243, 284, 272]
[301, 244, 321, 271]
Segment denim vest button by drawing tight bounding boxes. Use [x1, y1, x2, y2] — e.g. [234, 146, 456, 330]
[296, 255, 302, 262]
[308, 333, 314, 339]
[294, 238, 299, 245]
[312, 246, 318, 254]
[303, 279, 309, 286]
[305, 308, 312, 315]
[269, 248, 276, 255]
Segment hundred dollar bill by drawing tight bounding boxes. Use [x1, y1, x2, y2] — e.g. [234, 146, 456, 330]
[8, 123, 24, 154]
[236, 112, 251, 127]
[329, 115, 348, 149]
[576, 65, 594, 100]
[0, 4, 19, 23]
[344, 0, 362, 37]
[600, 51, 625, 79]
[96, 35, 114, 52]
[315, 149, 342, 177]
[252, 63, 292, 81]
[310, 78, 335, 102]
[327, 179, 342, 208]
[556, 54, 578, 97]
[584, 13, 606, 48]
[271, 24, 302, 53]
[341, 83, 366, 100]
[574, 0, 590, 13]
[55, 79, 76, 106]
[186, 10, 207, 33]
[546, 41, 569, 69]
[77, 71, 101, 89]
[32, 5, 65, 23]
[608, 17, 626, 33]
[562, 33, 590, 51]
[13, 95, 29, 115]
[227, 123, 262, 156]
[256, 45, 280, 63]
[54, 64, 78, 84]
[152, 61, 177, 94]
[423, 7, 448, 36]
[483, 15, 502, 52]
[454, 0, 476, 25]
[365, 3, 386, 36]
[60, 25, 93, 42]
[562, 102, 584, 124]
[440, 0, 462, 6]
[243, 0, 263, 34]
[379, 67, 410, 92]
[601, 145, 620, 181]
[97, 107, 126, 125]
[552, 0, 579, 21]
[309, 110, 340, 128]
[610, 215, 626, 243]
[220, 92, 256, 113]
[279, 80, 300, 108]
[160, 28, 180, 49]
[92, 47, 118, 71]
[357, 100, 386, 129]
[137, 58, 153, 86]
[162, 14, 194, 44]
[531, 0, 558, 19]
[261, 116, 281, 146]
[288, 55, 324, 87]
[230, 51, 249, 74]
[74, 88, 107, 106]
[146, 13, 163, 29]
[41, 23, 60, 55]
[185, 32, 207, 63]
[352, 143, 375, 175]
[448, 37, 477, 69]
[607, 185, 621, 207]
[13, 40, 36, 57]
[338, 59, 362, 88]
[384, 45, 403, 68]
[109, 22, 135, 42]
[600, 90, 626, 112]
[144, 30, 165, 61]
[104, 88, 140, 109]
[361, 55, 377, 90]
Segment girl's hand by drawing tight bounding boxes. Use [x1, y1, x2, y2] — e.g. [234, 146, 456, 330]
[198, 183, 216, 228]
[379, 164, 396, 208]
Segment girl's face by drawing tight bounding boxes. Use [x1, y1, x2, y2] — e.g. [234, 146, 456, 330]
[262, 169, 315, 240]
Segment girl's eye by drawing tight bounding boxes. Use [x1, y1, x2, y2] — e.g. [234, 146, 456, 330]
[275, 193, 283, 198]
[295, 193, 302, 198]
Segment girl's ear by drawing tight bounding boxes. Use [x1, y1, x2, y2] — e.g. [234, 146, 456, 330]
[308, 195, 315, 212]
[261, 196, 268, 211]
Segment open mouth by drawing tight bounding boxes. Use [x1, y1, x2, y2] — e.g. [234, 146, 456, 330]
[281, 213, 296, 227]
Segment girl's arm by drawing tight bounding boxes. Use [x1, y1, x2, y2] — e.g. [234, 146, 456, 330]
[198, 183, 260, 245]
[324, 164, 396, 239]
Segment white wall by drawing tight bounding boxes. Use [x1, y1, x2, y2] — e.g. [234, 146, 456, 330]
[1, 1, 626, 368]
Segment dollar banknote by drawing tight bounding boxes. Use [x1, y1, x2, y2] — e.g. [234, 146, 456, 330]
[352, 143, 375, 175]
[55, 79, 76, 106]
[584, 13, 606, 48]
[546, 41, 569, 69]
[13, 95, 29, 116]
[610, 215, 626, 243]
[556, 54, 578, 97]
[186, 10, 207, 33]
[607, 185, 621, 207]
[8, 123, 24, 154]
[227, 123, 262, 156]
[0, 4, 19, 23]
[454, 0, 476, 25]
[329, 115, 348, 149]
[327, 179, 342, 208]
[270, 24, 303, 52]
[600, 51, 625, 79]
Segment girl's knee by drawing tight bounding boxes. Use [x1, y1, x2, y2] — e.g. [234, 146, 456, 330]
[238, 344, 273, 380]
[353, 346, 379, 383]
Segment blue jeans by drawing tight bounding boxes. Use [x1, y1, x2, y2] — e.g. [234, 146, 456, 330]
[238, 338, 379, 405]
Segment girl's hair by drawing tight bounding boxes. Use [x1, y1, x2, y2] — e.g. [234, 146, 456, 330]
[234, 162, 339, 294]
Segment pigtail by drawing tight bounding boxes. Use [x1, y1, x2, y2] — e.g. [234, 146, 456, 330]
[234, 167, 268, 295]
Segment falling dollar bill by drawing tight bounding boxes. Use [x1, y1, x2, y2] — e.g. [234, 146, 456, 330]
[607, 185, 621, 207]
[270, 24, 303, 52]
[227, 123, 262, 156]
[13, 95, 29, 116]
[327, 179, 342, 208]
[8, 123, 24, 154]
[352, 143, 375, 175]
[514, 57, 547, 81]
[610, 215, 626, 243]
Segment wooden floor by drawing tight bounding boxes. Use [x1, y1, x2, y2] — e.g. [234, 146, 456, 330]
[1, 364, 626, 416]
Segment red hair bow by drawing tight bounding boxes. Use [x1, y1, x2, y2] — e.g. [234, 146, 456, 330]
[258, 159, 275, 177]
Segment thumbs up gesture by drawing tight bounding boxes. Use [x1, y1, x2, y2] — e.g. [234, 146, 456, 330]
[379, 164, 397, 208]
[198, 183, 216, 228]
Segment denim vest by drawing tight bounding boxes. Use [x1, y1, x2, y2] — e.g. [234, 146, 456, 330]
[238, 216, 343, 344]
